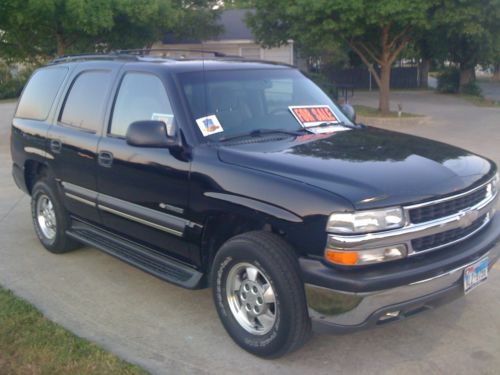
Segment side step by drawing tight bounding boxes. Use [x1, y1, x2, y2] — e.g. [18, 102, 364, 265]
[67, 219, 203, 289]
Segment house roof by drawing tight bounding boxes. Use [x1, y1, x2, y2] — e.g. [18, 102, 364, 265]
[163, 9, 255, 44]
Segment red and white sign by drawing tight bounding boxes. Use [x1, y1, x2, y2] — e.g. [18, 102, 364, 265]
[289, 105, 339, 128]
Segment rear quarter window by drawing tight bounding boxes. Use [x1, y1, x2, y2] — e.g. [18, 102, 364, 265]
[16, 67, 68, 121]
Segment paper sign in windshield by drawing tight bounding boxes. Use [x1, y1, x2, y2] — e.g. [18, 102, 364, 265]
[196, 114, 224, 137]
[289, 105, 339, 128]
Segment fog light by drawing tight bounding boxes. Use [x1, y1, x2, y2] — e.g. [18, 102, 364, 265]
[379, 310, 400, 321]
[325, 244, 407, 266]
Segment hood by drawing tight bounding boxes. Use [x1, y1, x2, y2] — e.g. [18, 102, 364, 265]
[217, 127, 495, 209]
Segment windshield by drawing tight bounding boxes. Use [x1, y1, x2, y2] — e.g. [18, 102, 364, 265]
[178, 68, 353, 141]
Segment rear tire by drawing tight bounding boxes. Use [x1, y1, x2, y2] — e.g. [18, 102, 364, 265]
[31, 178, 80, 253]
[211, 231, 311, 358]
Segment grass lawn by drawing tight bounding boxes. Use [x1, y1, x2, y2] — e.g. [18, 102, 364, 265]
[353, 104, 421, 118]
[0, 98, 18, 104]
[457, 94, 500, 108]
[0, 287, 148, 375]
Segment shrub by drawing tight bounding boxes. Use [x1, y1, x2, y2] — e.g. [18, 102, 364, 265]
[307, 72, 339, 100]
[461, 81, 482, 97]
[436, 67, 459, 93]
[0, 63, 35, 100]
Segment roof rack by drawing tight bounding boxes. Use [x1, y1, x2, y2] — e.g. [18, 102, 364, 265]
[50, 53, 140, 64]
[49, 48, 244, 65]
[115, 48, 229, 57]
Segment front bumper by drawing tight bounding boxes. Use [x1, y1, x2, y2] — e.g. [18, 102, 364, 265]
[301, 212, 500, 332]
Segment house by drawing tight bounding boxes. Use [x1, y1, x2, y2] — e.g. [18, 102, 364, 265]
[151, 9, 294, 65]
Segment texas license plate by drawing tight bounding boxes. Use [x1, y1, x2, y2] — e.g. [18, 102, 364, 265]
[464, 257, 488, 294]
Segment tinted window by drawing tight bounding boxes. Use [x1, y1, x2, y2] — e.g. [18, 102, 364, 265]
[16, 68, 68, 120]
[60, 71, 112, 132]
[110, 73, 174, 137]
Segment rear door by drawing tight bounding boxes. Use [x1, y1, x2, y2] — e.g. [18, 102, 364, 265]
[96, 68, 193, 262]
[48, 62, 120, 223]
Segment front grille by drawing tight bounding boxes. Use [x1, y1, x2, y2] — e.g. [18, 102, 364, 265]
[409, 186, 487, 224]
[411, 215, 486, 252]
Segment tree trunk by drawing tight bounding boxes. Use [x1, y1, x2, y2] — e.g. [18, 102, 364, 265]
[419, 59, 430, 88]
[378, 63, 391, 115]
[56, 33, 65, 56]
[459, 66, 475, 91]
[493, 63, 500, 81]
[348, 23, 409, 116]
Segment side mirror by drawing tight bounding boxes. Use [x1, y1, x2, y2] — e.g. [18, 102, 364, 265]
[341, 103, 356, 123]
[126, 120, 179, 148]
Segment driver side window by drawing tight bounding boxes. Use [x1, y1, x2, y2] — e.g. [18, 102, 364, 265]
[110, 73, 174, 137]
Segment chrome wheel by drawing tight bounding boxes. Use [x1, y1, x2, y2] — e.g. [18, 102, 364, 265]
[226, 262, 277, 335]
[36, 194, 57, 241]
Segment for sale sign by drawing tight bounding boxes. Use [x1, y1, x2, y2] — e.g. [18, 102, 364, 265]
[288, 105, 339, 128]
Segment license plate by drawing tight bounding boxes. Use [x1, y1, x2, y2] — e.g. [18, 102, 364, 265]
[464, 257, 488, 294]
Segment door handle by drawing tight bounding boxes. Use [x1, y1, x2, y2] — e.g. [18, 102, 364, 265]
[50, 139, 62, 154]
[98, 151, 114, 168]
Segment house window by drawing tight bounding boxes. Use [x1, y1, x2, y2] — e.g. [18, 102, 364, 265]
[240, 47, 261, 59]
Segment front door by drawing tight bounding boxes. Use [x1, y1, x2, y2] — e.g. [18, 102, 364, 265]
[96, 70, 192, 262]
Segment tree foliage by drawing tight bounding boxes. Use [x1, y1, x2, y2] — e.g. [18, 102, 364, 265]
[247, 0, 432, 114]
[0, 0, 219, 63]
[430, 0, 500, 88]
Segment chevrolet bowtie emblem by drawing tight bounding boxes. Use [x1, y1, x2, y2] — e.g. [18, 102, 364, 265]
[459, 210, 479, 228]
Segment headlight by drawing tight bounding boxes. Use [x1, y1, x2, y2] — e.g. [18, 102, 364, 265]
[327, 207, 404, 234]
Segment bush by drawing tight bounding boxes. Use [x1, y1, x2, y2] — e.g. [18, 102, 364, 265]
[461, 81, 482, 97]
[307, 72, 339, 100]
[436, 67, 459, 93]
[0, 63, 35, 100]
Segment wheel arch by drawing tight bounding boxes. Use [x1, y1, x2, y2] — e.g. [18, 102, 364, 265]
[199, 201, 304, 286]
[24, 159, 50, 194]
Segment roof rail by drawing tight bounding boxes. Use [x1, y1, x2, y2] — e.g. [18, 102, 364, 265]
[49, 48, 244, 65]
[50, 53, 140, 64]
[115, 48, 229, 57]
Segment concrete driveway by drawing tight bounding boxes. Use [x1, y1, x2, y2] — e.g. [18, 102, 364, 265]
[1, 93, 500, 375]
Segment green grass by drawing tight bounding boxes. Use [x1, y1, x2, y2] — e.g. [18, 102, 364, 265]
[457, 94, 500, 108]
[0, 98, 18, 103]
[354, 104, 421, 118]
[0, 287, 148, 375]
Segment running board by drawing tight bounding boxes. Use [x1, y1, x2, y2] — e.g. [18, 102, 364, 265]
[67, 219, 203, 289]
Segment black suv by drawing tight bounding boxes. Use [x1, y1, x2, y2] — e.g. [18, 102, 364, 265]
[10, 52, 500, 358]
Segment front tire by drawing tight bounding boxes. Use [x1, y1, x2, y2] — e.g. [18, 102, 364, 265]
[211, 231, 311, 358]
[31, 178, 80, 253]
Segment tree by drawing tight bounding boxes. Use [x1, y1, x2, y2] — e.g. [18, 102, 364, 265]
[430, 0, 499, 89]
[0, 0, 219, 63]
[247, 0, 432, 114]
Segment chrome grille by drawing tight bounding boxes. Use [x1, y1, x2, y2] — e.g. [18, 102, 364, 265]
[409, 186, 487, 224]
[327, 175, 498, 261]
[411, 214, 487, 252]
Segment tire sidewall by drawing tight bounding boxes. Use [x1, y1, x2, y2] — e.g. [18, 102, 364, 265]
[213, 241, 299, 356]
[31, 180, 67, 251]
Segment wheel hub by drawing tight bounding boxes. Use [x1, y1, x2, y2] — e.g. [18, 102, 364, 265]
[239, 280, 267, 316]
[36, 194, 57, 241]
[225, 262, 277, 335]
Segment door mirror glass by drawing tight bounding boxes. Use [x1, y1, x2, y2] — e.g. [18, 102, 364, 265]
[126, 120, 176, 148]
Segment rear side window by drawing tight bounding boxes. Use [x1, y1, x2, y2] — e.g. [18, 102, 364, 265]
[60, 71, 112, 132]
[110, 73, 174, 137]
[16, 68, 68, 121]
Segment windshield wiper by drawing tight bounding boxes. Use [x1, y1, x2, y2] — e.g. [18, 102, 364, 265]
[219, 128, 306, 143]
